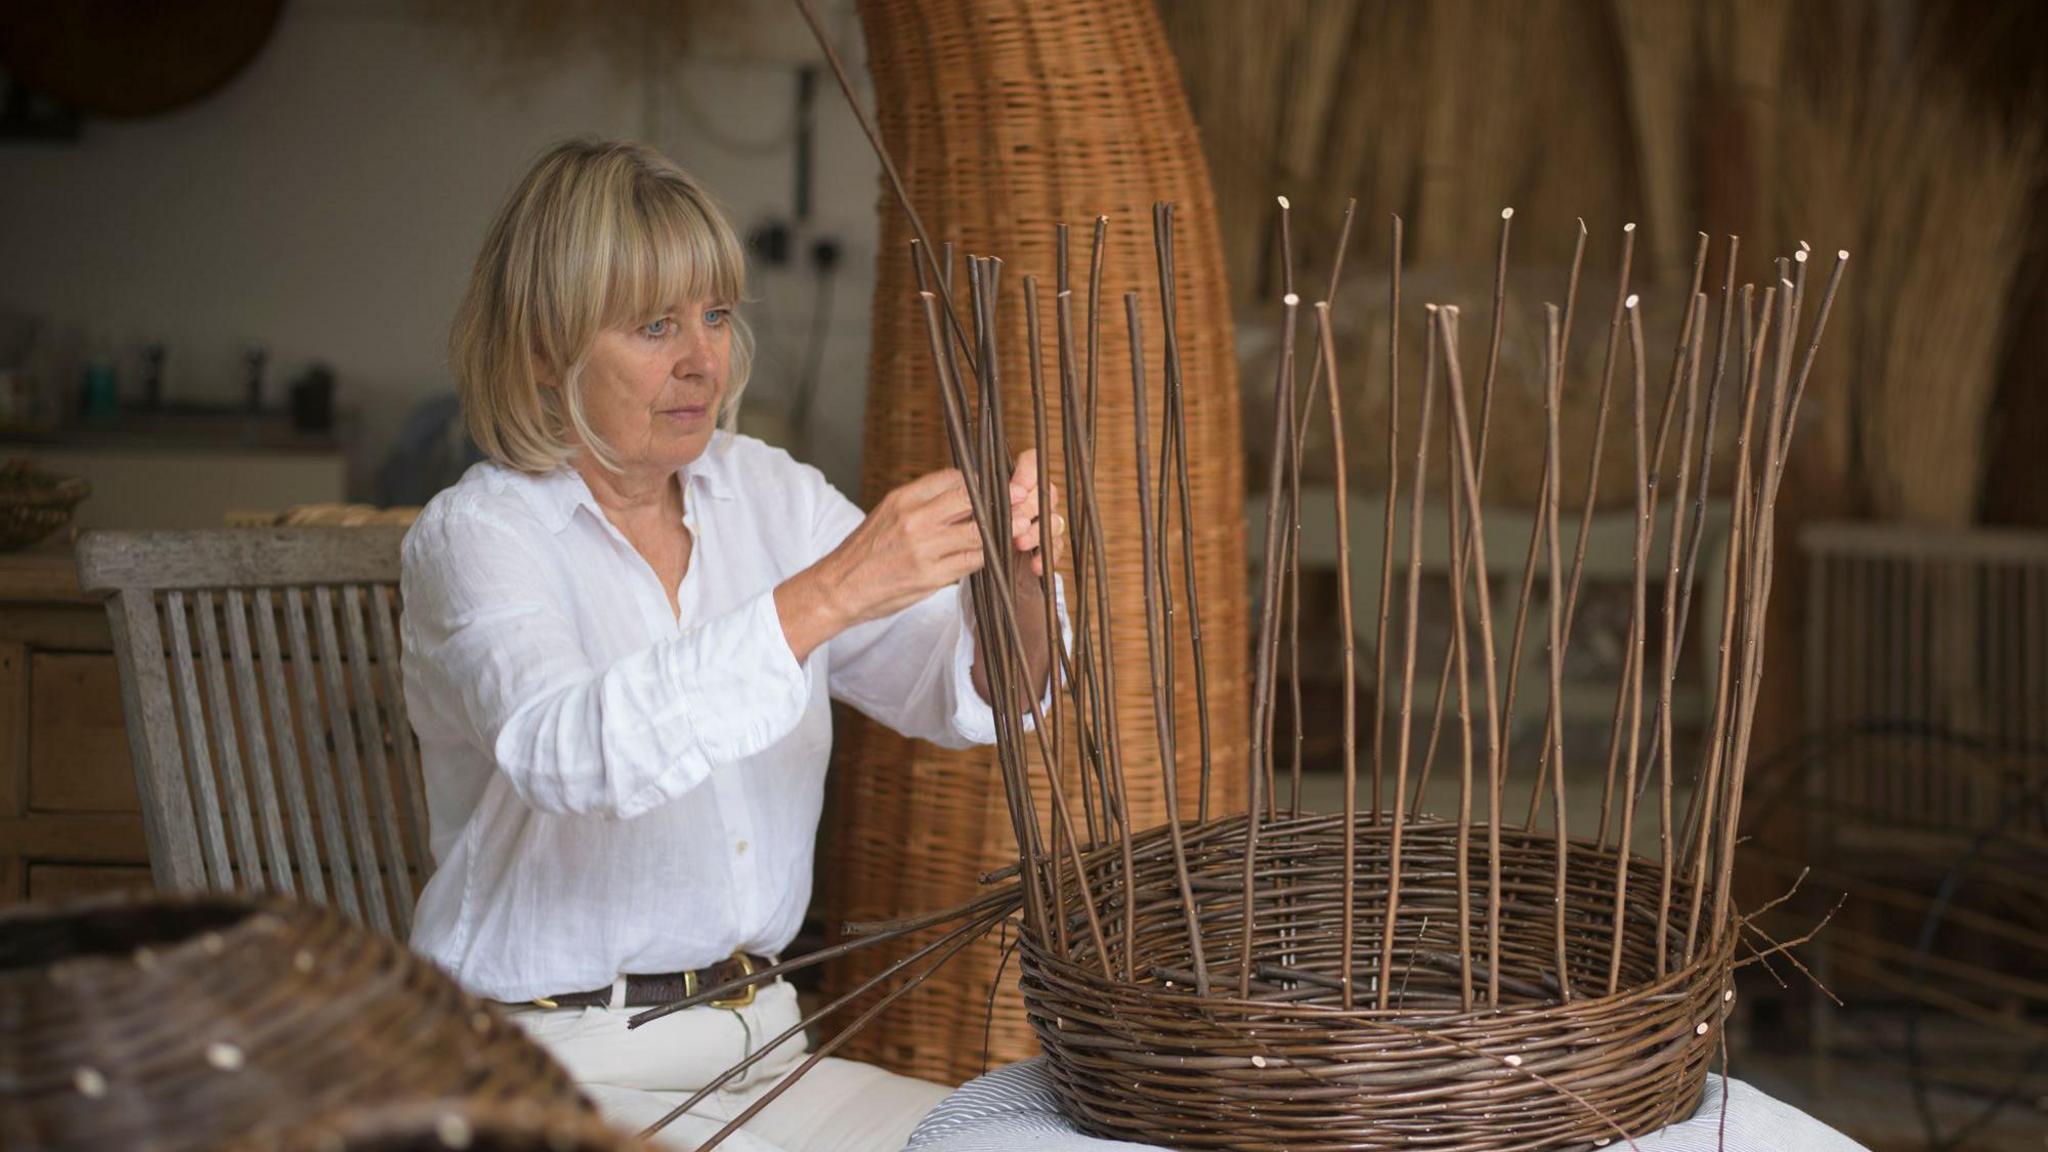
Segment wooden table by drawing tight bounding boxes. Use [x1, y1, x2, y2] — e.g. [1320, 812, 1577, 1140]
[0, 534, 150, 904]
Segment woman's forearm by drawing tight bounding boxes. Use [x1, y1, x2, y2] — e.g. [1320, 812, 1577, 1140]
[775, 565, 853, 664]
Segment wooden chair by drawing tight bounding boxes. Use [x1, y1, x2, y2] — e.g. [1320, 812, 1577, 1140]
[74, 528, 425, 938]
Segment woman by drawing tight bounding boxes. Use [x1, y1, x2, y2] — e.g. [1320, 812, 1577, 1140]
[402, 139, 1060, 1152]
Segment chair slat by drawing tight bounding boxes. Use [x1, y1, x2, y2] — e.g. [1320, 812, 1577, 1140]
[371, 584, 432, 878]
[225, 589, 297, 895]
[284, 587, 363, 921]
[104, 590, 207, 891]
[255, 588, 324, 903]
[342, 584, 414, 933]
[313, 585, 393, 935]
[77, 528, 410, 592]
[195, 590, 265, 887]
[163, 591, 235, 887]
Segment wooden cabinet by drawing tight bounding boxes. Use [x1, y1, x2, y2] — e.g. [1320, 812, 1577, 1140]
[0, 537, 150, 905]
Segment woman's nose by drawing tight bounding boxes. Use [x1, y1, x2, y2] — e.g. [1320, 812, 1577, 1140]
[671, 325, 715, 380]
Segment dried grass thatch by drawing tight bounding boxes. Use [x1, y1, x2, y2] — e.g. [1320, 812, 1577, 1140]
[1780, 24, 2042, 525]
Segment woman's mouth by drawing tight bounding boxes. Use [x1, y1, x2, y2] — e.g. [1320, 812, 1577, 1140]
[662, 404, 711, 424]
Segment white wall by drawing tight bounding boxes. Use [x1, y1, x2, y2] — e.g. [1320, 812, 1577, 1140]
[0, 0, 882, 499]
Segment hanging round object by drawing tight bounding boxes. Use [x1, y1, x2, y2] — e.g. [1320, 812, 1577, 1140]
[0, 0, 284, 119]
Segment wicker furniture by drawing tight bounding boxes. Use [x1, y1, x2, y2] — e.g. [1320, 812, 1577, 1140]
[821, 0, 1249, 1084]
[72, 528, 422, 936]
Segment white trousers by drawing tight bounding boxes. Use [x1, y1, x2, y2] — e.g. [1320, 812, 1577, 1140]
[507, 980, 950, 1152]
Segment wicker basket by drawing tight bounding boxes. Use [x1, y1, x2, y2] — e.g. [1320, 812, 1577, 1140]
[224, 1101, 646, 1152]
[0, 894, 588, 1152]
[0, 459, 89, 551]
[822, 0, 1250, 1085]
[1020, 817, 1732, 1151]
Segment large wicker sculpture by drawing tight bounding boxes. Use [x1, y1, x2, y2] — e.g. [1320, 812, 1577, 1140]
[820, 0, 1249, 1082]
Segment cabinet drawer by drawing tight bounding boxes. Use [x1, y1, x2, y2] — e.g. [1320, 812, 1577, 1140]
[27, 863, 152, 903]
[27, 652, 138, 812]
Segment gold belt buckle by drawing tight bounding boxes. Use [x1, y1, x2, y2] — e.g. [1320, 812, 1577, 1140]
[686, 951, 757, 1010]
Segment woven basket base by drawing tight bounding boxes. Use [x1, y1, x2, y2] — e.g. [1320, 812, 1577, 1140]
[1021, 816, 1731, 1152]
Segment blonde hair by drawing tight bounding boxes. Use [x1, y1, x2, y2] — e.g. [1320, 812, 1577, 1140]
[451, 139, 754, 473]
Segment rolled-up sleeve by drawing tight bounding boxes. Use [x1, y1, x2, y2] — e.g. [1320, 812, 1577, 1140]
[402, 510, 810, 818]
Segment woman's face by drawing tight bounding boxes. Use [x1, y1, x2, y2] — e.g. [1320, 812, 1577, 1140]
[572, 297, 736, 477]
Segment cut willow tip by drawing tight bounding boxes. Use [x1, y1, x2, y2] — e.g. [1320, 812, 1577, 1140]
[1625, 294, 1641, 309]
[1502, 207, 1515, 220]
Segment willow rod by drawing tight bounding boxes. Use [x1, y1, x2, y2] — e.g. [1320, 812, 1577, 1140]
[1713, 282, 1799, 949]
[1052, 288, 1138, 977]
[1311, 301, 1358, 1009]
[1496, 221, 1586, 842]
[1378, 303, 1438, 1010]
[1278, 198, 1306, 819]
[1244, 292, 1301, 995]
[1432, 301, 1506, 1004]
[1606, 297, 1650, 996]
[1024, 277, 1113, 973]
[1541, 303, 1572, 1001]
[655, 905, 1012, 1147]
[922, 257, 1033, 919]
[1412, 207, 1514, 813]
[1525, 224, 1636, 827]
[791, 0, 978, 378]
[1051, 268, 1113, 848]
[1701, 284, 1777, 953]
[1126, 289, 1211, 996]
[1664, 238, 1742, 847]
[1652, 292, 1709, 979]
[1372, 216, 1404, 826]
[1151, 203, 1213, 831]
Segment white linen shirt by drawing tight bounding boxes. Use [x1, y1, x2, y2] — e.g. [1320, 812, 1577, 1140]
[402, 433, 1009, 1002]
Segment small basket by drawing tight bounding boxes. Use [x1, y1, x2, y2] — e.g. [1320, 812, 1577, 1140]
[0, 458, 90, 551]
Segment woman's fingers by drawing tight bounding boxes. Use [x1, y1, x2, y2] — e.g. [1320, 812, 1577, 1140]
[900, 467, 966, 506]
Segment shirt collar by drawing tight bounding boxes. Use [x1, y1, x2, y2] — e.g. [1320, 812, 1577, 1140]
[525, 432, 738, 534]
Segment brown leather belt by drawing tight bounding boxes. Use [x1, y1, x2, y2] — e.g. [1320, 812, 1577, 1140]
[513, 951, 772, 1011]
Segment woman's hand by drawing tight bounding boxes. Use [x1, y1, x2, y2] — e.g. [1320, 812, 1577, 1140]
[1004, 449, 1064, 579]
[777, 468, 983, 662]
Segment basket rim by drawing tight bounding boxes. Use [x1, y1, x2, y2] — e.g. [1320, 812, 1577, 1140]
[1023, 815, 1734, 1024]
[0, 463, 90, 508]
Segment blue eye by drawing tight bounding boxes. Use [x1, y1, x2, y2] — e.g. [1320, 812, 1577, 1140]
[641, 318, 673, 338]
[704, 308, 731, 328]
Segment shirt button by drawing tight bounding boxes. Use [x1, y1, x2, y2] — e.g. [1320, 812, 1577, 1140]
[735, 839, 749, 856]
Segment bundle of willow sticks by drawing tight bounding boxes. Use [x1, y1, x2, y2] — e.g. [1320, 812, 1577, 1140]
[622, 6, 1848, 1148]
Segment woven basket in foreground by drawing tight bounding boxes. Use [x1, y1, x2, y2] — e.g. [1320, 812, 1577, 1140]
[1021, 818, 1732, 1151]
[0, 893, 587, 1151]
[225, 1100, 645, 1152]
